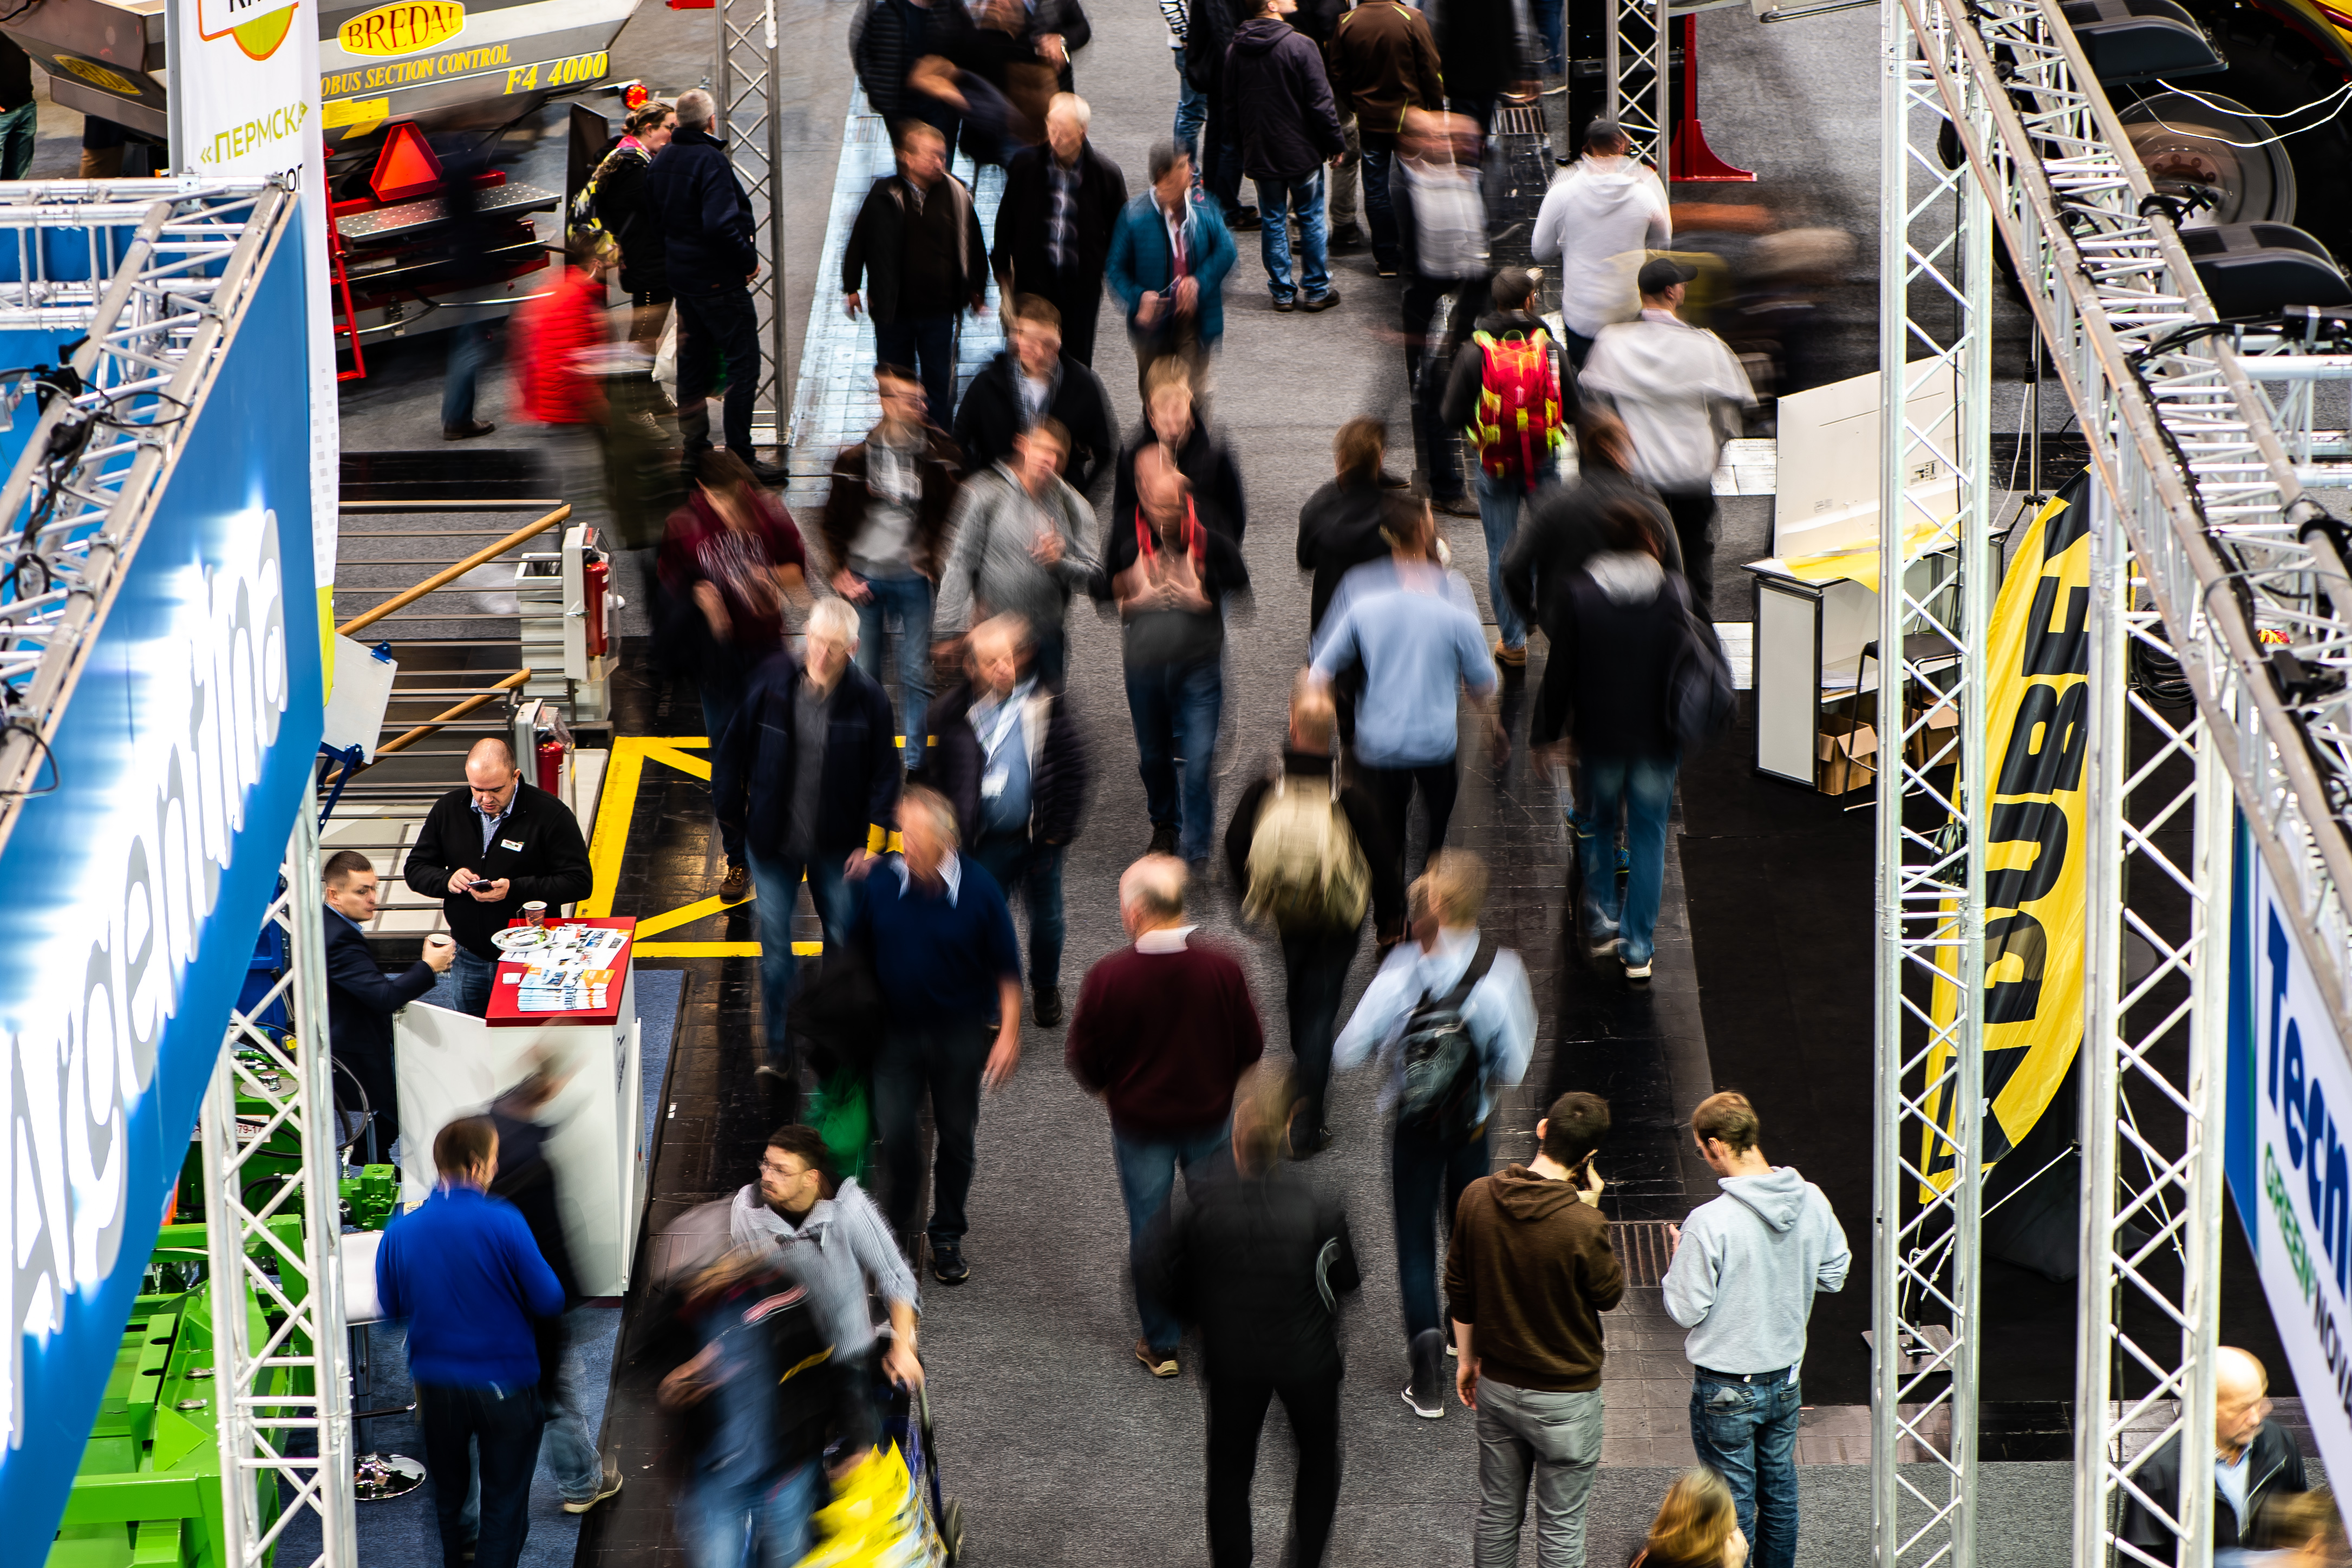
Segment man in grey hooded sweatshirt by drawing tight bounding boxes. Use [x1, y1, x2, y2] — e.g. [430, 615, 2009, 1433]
[1662, 1092, 1851, 1568]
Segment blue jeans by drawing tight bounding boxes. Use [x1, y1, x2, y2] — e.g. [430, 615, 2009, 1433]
[1113, 1122, 1232, 1348]
[1123, 654, 1224, 863]
[1576, 754, 1676, 965]
[1172, 49, 1208, 167]
[688, 1457, 820, 1568]
[1391, 1118, 1490, 1340]
[1253, 172, 1330, 303]
[1530, 0, 1566, 75]
[417, 1382, 542, 1568]
[0, 101, 35, 180]
[851, 572, 935, 772]
[702, 687, 747, 863]
[1475, 469, 1538, 650]
[1360, 138, 1400, 270]
[676, 287, 762, 460]
[745, 845, 858, 1062]
[1690, 1369, 1804, 1568]
[972, 833, 1067, 992]
[450, 945, 495, 1018]
[442, 320, 494, 427]
[873, 314, 957, 432]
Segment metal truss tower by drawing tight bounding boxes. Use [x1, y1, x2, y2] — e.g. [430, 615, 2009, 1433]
[200, 783, 356, 1568]
[1606, 0, 1670, 171]
[716, 0, 788, 453]
[1871, 0, 1992, 1556]
[1883, 0, 2352, 1562]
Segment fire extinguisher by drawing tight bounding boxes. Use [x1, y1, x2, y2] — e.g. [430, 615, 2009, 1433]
[537, 735, 564, 795]
[583, 553, 610, 658]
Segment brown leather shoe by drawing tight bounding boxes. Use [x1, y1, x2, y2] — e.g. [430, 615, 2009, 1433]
[719, 861, 750, 903]
[442, 419, 495, 440]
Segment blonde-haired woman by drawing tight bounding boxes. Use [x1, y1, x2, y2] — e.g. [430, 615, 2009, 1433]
[1631, 1471, 1750, 1568]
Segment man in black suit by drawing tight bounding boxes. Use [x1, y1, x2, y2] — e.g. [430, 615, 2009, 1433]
[403, 737, 596, 1017]
[991, 92, 1127, 366]
[323, 850, 453, 1161]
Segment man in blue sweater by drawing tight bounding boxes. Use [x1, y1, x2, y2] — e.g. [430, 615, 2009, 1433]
[378, 1116, 567, 1568]
[850, 783, 1024, 1285]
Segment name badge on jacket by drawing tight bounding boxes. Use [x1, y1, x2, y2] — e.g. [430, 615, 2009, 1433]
[500, 838, 525, 852]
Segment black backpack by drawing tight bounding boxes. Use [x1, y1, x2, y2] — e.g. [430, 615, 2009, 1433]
[1664, 605, 1735, 752]
[1394, 938, 1499, 1147]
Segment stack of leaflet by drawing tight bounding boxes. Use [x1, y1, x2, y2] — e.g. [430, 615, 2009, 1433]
[513, 924, 629, 1012]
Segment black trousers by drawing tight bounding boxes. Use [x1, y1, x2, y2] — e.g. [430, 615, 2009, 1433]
[872, 1020, 991, 1245]
[1029, 270, 1104, 366]
[674, 287, 761, 461]
[1361, 759, 1460, 886]
[1659, 487, 1719, 621]
[1280, 926, 1360, 1134]
[1206, 1367, 1343, 1568]
[417, 1381, 543, 1568]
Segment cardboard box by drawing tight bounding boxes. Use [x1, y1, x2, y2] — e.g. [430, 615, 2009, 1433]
[1819, 718, 1877, 795]
[1906, 697, 1961, 769]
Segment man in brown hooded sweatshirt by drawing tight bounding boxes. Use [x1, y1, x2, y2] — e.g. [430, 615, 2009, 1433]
[1445, 1090, 1622, 1568]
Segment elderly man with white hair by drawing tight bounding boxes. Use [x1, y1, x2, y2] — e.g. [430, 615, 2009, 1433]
[2119, 1344, 2309, 1564]
[711, 596, 904, 1088]
[991, 93, 1128, 366]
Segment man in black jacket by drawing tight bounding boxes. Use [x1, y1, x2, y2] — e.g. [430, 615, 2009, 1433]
[1296, 416, 1397, 637]
[1226, 0, 1346, 311]
[712, 598, 903, 1087]
[1224, 676, 1402, 1156]
[1501, 408, 1681, 640]
[952, 297, 1116, 495]
[323, 851, 453, 1160]
[991, 94, 1127, 365]
[845, 120, 990, 429]
[1153, 1069, 1358, 1568]
[403, 739, 594, 1016]
[1110, 361, 1250, 543]
[642, 89, 773, 479]
[918, 613, 1090, 1026]
[2119, 1347, 2309, 1565]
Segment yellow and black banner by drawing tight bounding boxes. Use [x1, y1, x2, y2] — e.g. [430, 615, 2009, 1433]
[1924, 472, 2093, 1187]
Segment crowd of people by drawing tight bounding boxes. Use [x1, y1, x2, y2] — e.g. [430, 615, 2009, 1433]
[337, 5, 2338, 1568]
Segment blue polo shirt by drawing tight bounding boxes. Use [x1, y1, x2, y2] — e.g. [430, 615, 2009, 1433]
[376, 1185, 565, 1387]
[849, 852, 1022, 1025]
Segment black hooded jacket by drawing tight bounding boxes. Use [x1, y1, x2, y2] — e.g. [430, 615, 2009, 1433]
[1224, 16, 1346, 181]
[1296, 474, 1392, 634]
[1152, 1165, 1360, 1382]
[1501, 467, 1680, 632]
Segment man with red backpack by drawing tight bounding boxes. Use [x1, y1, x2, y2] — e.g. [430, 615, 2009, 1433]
[1441, 266, 1574, 677]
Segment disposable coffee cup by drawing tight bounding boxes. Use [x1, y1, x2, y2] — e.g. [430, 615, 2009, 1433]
[424, 934, 453, 951]
[523, 901, 548, 928]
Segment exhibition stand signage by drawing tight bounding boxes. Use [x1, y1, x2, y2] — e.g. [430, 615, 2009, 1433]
[0, 217, 320, 1558]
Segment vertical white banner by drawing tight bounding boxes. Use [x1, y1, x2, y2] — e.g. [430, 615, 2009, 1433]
[167, 0, 338, 683]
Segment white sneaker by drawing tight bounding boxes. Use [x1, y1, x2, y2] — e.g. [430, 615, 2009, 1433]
[1624, 956, 1655, 981]
[1401, 1378, 1446, 1419]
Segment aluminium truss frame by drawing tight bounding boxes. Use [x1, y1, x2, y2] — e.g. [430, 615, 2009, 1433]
[716, 0, 789, 453]
[1607, 0, 1671, 171]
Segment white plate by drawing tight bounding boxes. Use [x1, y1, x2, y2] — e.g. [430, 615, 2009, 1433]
[491, 926, 551, 952]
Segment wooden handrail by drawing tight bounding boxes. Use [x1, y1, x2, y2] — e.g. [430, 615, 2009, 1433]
[331, 670, 534, 788]
[334, 502, 572, 636]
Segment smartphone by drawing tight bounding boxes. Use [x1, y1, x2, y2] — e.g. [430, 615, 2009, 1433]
[450, 876, 480, 894]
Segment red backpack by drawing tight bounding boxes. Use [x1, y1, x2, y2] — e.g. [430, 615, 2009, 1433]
[1470, 329, 1565, 489]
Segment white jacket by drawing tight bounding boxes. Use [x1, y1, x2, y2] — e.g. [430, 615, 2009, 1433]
[1530, 156, 1671, 338]
[1578, 311, 1756, 491]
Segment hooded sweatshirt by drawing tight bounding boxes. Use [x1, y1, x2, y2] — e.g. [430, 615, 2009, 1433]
[1531, 550, 1688, 755]
[1578, 311, 1758, 492]
[1224, 16, 1346, 181]
[1531, 156, 1671, 337]
[1661, 1165, 1851, 1374]
[1444, 1164, 1626, 1391]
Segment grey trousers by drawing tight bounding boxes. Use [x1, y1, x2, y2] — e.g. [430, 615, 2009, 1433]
[1474, 1381, 1604, 1568]
[1330, 114, 1361, 227]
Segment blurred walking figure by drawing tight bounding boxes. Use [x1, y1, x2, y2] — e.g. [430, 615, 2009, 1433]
[1334, 851, 1534, 1418]
[1531, 118, 1671, 367]
[582, 99, 676, 346]
[1225, 674, 1404, 1157]
[710, 598, 902, 1095]
[1530, 498, 1691, 979]
[992, 95, 1128, 366]
[821, 363, 967, 775]
[1441, 266, 1572, 674]
[2119, 1344, 2311, 1564]
[845, 119, 989, 429]
[1182, 0, 1255, 228]
[852, 0, 961, 154]
[1153, 1070, 1360, 1568]
[1391, 109, 1489, 514]
[1327, 0, 1446, 278]
[935, 420, 1100, 685]
[1430, 0, 1525, 132]
[1662, 1094, 1850, 1568]
[851, 785, 1024, 1284]
[953, 297, 1117, 496]
[376, 1118, 565, 1568]
[511, 231, 617, 535]
[1107, 141, 1238, 401]
[644, 89, 775, 479]
[1631, 1471, 1752, 1568]
[658, 448, 809, 900]
[1578, 257, 1757, 619]
[1310, 498, 1498, 884]
[1501, 408, 1682, 640]
[1067, 856, 1265, 1377]
[1113, 363, 1250, 543]
[1107, 441, 1251, 867]
[921, 613, 1091, 1028]
[1448, 1092, 1621, 1567]
[734, 1125, 925, 1388]
[1225, 0, 1346, 311]
[1297, 417, 1401, 639]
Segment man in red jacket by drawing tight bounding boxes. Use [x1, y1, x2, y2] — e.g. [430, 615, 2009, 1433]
[1066, 854, 1264, 1377]
[512, 234, 616, 533]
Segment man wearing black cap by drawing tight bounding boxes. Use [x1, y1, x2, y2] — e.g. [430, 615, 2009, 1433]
[1575, 257, 1755, 620]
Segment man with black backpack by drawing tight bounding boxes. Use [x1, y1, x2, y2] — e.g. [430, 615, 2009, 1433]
[1225, 673, 1406, 1157]
[1333, 850, 1535, 1419]
[1441, 266, 1572, 677]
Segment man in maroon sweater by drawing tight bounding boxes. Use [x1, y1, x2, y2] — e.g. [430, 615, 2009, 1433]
[1066, 854, 1265, 1377]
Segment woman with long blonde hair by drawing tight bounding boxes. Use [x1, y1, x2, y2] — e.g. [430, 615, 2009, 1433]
[1632, 1470, 1750, 1568]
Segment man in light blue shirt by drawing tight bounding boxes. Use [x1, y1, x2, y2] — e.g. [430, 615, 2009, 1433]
[1335, 849, 1534, 1417]
[1311, 499, 1499, 888]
